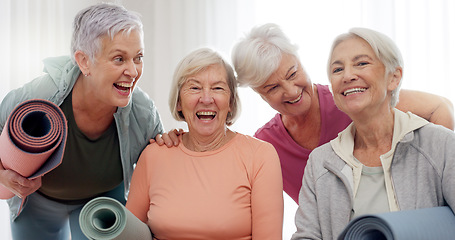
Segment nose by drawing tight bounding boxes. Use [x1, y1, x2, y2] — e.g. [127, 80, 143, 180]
[124, 60, 139, 80]
[282, 81, 298, 97]
[199, 90, 214, 104]
[343, 66, 358, 83]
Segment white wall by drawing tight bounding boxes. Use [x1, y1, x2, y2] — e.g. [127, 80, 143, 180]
[1, 0, 454, 239]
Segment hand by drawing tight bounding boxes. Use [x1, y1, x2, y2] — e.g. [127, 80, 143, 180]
[150, 128, 184, 147]
[0, 168, 42, 198]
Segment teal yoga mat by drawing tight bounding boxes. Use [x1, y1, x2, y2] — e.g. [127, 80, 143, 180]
[338, 206, 455, 240]
[79, 197, 153, 240]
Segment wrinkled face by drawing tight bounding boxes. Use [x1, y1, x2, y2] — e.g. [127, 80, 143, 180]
[254, 54, 314, 117]
[87, 30, 144, 108]
[177, 64, 232, 137]
[328, 37, 399, 116]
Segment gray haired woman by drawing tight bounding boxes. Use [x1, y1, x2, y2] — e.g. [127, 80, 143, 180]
[0, 3, 164, 239]
[291, 27, 455, 239]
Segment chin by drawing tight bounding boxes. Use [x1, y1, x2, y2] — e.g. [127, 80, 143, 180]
[116, 99, 132, 108]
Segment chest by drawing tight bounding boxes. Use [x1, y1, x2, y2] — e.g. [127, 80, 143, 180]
[147, 155, 253, 239]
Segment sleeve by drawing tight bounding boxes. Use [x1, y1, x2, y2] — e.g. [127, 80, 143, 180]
[251, 142, 284, 240]
[291, 153, 322, 240]
[0, 74, 56, 132]
[126, 146, 152, 223]
[441, 128, 455, 209]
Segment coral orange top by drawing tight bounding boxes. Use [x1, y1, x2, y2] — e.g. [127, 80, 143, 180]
[126, 133, 283, 240]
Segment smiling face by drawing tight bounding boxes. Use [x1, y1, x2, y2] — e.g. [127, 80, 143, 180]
[329, 37, 400, 117]
[86, 30, 144, 108]
[254, 54, 314, 117]
[177, 64, 232, 137]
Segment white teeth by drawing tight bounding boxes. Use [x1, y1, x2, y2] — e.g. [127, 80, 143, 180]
[343, 88, 366, 96]
[116, 82, 133, 88]
[196, 112, 216, 116]
[288, 94, 302, 104]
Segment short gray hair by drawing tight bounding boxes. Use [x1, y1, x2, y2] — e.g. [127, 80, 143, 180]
[71, 3, 143, 64]
[327, 27, 404, 107]
[231, 23, 299, 88]
[169, 48, 240, 126]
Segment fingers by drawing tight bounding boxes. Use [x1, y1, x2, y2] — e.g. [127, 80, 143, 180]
[152, 129, 184, 147]
[1, 170, 41, 198]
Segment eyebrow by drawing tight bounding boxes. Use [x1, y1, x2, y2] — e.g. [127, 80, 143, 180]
[109, 49, 144, 56]
[185, 78, 228, 86]
[331, 54, 373, 66]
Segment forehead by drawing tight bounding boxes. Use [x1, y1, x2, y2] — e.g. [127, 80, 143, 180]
[101, 30, 144, 51]
[186, 64, 228, 83]
[266, 54, 298, 80]
[332, 37, 376, 61]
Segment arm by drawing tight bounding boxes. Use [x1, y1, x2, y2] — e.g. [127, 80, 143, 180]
[396, 89, 454, 130]
[291, 155, 322, 240]
[251, 143, 284, 240]
[126, 147, 152, 223]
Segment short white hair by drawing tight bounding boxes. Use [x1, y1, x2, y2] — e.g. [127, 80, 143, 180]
[71, 3, 143, 64]
[231, 23, 299, 88]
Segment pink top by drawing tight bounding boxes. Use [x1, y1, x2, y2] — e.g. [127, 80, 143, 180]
[254, 84, 352, 203]
[126, 133, 284, 240]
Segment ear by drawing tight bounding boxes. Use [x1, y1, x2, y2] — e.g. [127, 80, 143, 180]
[74, 50, 91, 76]
[387, 67, 402, 91]
[177, 101, 182, 112]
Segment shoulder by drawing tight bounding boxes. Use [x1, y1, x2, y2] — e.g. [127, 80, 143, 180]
[254, 113, 282, 139]
[131, 86, 157, 110]
[409, 123, 455, 149]
[234, 133, 278, 153]
[127, 87, 164, 132]
[308, 142, 342, 170]
[408, 123, 455, 143]
[138, 142, 179, 164]
[310, 142, 338, 161]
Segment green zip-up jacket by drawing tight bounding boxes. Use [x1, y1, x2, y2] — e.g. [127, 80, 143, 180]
[0, 56, 164, 220]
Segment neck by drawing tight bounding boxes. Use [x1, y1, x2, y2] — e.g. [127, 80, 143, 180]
[281, 84, 321, 150]
[183, 128, 234, 152]
[353, 108, 395, 150]
[73, 74, 117, 119]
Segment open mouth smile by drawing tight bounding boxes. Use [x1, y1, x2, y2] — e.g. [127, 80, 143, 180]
[196, 111, 216, 120]
[287, 93, 302, 104]
[114, 82, 134, 93]
[343, 88, 367, 96]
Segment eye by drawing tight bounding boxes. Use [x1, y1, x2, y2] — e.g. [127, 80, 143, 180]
[134, 55, 143, 64]
[357, 61, 369, 67]
[114, 56, 124, 63]
[267, 85, 279, 93]
[287, 71, 297, 80]
[332, 67, 343, 74]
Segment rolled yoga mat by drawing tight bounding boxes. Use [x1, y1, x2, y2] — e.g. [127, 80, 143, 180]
[79, 197, 153, 240]
[0, 99, 67, 199]
[338, 206, 455, 240]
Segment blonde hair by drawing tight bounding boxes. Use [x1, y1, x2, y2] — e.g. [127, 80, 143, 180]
[169, 48, 240, 126]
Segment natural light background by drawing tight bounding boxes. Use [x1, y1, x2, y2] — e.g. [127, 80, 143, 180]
[1, 0, 454, 239]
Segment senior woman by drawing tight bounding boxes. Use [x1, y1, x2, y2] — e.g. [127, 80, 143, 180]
[291, 27, 455, 239]
[231, 23, 454, 203]
[0, 3, 164, 239]
[126, 48, 284, 240]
